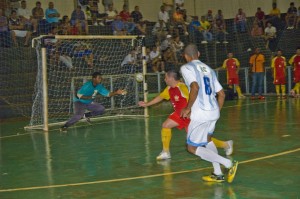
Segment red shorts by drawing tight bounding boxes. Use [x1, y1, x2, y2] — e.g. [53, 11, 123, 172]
[228, 77, 239, 85]
[273, 76, 286, 85]
[294, 70, 300, 83]
[169, 112, 190, 132]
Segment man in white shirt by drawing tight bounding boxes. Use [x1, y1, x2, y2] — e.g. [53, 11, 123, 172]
[121, 50, 136, 67]
[158, 5, 170, 31]
[17, 0, 37, 32]
[180, 44, 238, 183]
[264, 21, 277, 51]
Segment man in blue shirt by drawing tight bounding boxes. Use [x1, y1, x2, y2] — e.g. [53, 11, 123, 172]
[60, 72, 126, 132]
[45, 2, 60, 24]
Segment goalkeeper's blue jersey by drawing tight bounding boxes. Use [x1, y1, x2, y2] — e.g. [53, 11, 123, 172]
[74, 81, 110, 104]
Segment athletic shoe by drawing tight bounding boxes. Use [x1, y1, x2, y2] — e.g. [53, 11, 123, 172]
[225, 140, 233, 156]
[202, 173, 225, 183]
[60, 126, 68, 132]
[238, 95, 246, 99]
[250, 96, 256, 100]
[282, 95, 287, 99]
[201, 40, 208, 44]
[83, 114, 92, 124]
[156, 151, 171, 160]
[223, 41, 229, 44]
[227, 160, 239, 183]
[258, 95, 265, 100]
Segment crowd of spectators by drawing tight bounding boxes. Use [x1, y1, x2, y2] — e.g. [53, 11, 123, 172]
[0, 0, 300, 72]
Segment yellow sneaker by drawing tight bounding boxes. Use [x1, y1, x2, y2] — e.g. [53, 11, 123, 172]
[227, 161, 238, 183]
[202, 173, 225, 183]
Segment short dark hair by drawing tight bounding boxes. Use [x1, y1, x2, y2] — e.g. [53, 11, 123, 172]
[166, 70, 181, 81]
[92, 72, 102, 78]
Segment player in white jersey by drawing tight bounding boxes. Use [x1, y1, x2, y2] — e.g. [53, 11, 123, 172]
[180, 44, 238, 183]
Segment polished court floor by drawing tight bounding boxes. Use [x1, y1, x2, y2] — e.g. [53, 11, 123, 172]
[0, 98, 300, 199]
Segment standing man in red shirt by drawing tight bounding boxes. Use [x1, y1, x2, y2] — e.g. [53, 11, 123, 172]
[139, 70, 233, 160]
[271, 49, 287, 99]
[289, 47, 300, 98]
[221, 52, 246, 99]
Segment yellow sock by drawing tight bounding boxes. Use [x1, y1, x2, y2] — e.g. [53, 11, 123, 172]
[275, 85, 280, 96]
[296, 83, 300, 94]
[281, 85, 286, 96]
[161, 128, 172, 152]
[212, 137, 227, 149]
[236, 86, 242, 97]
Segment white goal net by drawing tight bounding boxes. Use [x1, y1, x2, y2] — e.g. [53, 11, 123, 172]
[26, 35, 147, 130]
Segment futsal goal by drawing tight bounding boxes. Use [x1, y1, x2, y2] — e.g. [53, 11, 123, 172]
[25, 35, 148, 131]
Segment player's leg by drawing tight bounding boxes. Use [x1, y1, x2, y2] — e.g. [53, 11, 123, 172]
[187, 120, 237, 182]
[212, 137, 233, 156]
[281, 84, 286, 99]
[275, 84, 280, 98]
[85, 102, 105, 118]
[157, 116, 180, 160]
[61, 102, 86, 131]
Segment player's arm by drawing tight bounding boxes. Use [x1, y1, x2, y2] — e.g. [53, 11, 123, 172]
[138, 95, 164, 107]
[108, 89, 125, 97]
[181, 81, 198, 118]
[217, 89, 225, 110]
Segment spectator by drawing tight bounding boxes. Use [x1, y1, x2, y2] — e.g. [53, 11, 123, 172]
[45, 2, 60, 25]
[87, 0, 107, 26]
[8, 10, 32, 46]
[214, 18, 228, 43]
[264, 22, 276, 51]
[71, 5, 88, 34]
[234, 8, 247, 33]
[205, 9, 214, 25]
[175, 0, 186, 20]
[267, 2, 282, 29]
[105, 4, 118, 25]
[251, 19, 263, 37]
[199, 15, 212, 43]
[131, 6, 143, 24]
[121, 50, 136, 72]
[60, 15, 72, 35]
[214, 9, 226, 30]
[73, 42, 94, 68]
[5, 2, 17, 17]
[111, 15, 126, 35]
[17, 0, 38, 33]
[0, 8, 12, 47]
[152, 21, 167, 41]
[255, 7, 265, 28]
[32, 1, 44, 21]
[285, 2, 297, 29]
[119, 4, 131, 22]
[158, 5, 170, 32]
[172, 7, 188, 36]
[171, 35, 184, 63]
[160, 34, 173, 52]
[188, 16, 201, 43]
[102, 0, 113, 12]
[149, 46, 165, 72]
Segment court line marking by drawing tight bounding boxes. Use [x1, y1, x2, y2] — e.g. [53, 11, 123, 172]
[0, 99, 279, 140]
[0, 147, 299, 193]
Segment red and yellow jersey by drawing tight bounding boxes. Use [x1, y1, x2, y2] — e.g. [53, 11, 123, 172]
[289, 55, 300, 82]
[160, 82, 189, 115]
[289, 55, 300, 71]
[271, 56, 286, 78]
[222, 58, 240, 78]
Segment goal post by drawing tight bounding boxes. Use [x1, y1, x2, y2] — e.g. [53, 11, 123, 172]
[25, 35, 148, 131]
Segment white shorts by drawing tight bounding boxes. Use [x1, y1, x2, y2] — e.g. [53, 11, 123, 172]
[13, 30, 27, 37]
[187, 120, 217, 147]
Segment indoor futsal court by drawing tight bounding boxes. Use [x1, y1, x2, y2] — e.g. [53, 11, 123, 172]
[0, 97, 299, 199]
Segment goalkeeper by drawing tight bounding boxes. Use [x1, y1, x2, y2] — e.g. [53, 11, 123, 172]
[60, 72, 125, 132]
[138, 70, 233, 160]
